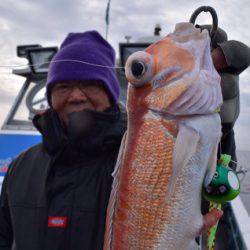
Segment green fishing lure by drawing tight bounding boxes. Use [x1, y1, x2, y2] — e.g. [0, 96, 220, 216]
[203, 154, 240, 203]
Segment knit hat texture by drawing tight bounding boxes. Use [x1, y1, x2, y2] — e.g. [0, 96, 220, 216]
[46, 30, 120, 104]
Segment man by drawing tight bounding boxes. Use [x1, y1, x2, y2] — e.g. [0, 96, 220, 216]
[201, 25, 250, 169]
[0, 30, 222, 250]
[200, 25, 250, 249]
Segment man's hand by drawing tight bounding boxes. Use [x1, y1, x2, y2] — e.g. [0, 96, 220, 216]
[212, 47, 228, 70]
[198, 208, 223, 235]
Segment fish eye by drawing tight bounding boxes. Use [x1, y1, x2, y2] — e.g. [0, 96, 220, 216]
[131, 60, 146, 79]
[125, 51, 154, 87]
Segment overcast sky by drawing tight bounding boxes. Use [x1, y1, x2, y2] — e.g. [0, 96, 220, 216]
[0, 0, 249, 150]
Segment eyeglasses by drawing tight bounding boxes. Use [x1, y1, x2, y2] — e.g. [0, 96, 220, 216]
[52, 82, 104, 97]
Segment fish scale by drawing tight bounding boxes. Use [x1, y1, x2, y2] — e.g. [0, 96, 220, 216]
[104, 22, 222, 250]
[110, 117, 176, 249]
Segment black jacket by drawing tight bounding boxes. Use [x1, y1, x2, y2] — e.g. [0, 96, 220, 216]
[215, 40, 250, 169]
[0, 108, 126, 250]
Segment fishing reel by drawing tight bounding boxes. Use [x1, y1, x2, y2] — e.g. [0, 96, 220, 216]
[203, 154, 240, 203]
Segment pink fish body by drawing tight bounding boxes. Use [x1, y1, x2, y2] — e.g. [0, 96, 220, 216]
[104, 23, 223, 250]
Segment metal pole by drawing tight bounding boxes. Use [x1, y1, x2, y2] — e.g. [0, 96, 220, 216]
[105, 0, 111, 40]
[105, 23, 109, 40]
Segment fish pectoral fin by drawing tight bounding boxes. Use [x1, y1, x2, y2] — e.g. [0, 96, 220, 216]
[112, 131, 127, 178]
[166, 124, 200, 200]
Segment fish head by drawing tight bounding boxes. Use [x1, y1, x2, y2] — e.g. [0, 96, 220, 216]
[125, 22, 221, 115]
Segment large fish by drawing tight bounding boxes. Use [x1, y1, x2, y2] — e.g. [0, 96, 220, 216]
[104, 22, 223, 250]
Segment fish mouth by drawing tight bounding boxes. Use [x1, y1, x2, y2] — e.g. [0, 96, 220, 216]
[151, 65, 183, 89]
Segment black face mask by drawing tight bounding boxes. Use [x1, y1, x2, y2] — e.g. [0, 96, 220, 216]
[67, 107, 120, 155]
[33, 109, 67, 155]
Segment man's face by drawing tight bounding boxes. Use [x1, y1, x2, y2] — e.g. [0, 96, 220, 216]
[51, 80, 112, 125]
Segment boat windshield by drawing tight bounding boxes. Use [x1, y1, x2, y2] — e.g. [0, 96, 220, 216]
[2, 78, 47, 131]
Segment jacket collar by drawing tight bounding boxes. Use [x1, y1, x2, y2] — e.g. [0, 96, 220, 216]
[33, 106, 127, 158]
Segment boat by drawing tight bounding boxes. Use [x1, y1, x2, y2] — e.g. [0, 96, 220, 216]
[0, 25, 249, 250]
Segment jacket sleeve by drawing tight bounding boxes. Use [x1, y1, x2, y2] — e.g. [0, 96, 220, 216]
[218, 40, 250, 75]
[0, 168, 13, 250]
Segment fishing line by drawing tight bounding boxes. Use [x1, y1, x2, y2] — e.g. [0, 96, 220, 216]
[0, 59, 125, 70]
[1, 58, 249, 187]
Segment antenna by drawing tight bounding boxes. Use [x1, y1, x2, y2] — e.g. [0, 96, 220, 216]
[105, 0, 111, 40]
[154, 24, 162, 36]
[125, 36, 132, 43]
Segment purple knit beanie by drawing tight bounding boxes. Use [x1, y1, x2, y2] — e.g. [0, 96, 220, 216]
[46, 30, 120, 105]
